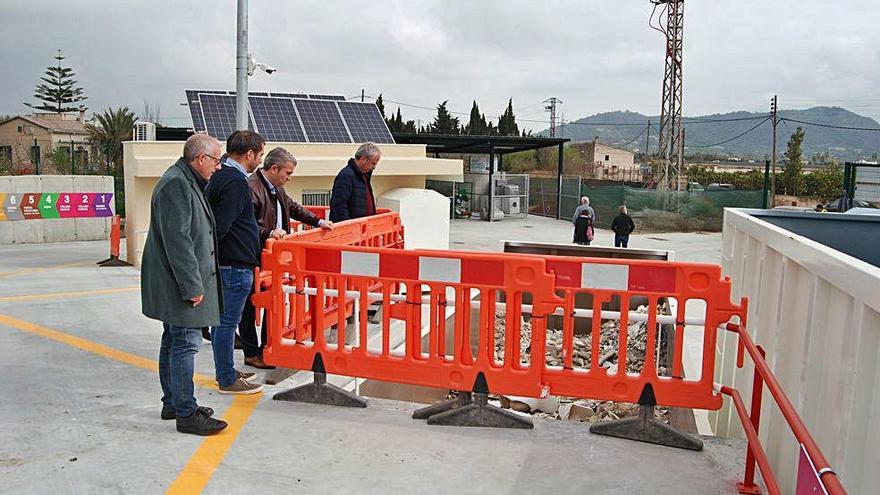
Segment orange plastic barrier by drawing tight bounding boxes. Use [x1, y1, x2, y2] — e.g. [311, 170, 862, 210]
[257, 240, 745, 410]
[97, 215, 131, 267]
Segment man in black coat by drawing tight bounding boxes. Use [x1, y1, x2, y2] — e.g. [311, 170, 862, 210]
[329, 142, 381, 222]
[203, 130, 266, 395]
[610, 205, 636, 248]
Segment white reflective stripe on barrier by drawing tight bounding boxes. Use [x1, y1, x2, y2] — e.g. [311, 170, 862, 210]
[581, 263, 629, 290]
[281, 285, 709, 327]
[341, 251, 379, 277]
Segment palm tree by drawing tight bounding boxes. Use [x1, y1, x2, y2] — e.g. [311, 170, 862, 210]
[86, 107, 136, 215]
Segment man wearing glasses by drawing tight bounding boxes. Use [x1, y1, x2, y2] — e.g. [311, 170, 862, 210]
[142, 133, 227, 435]
[329, 142, 381, 222]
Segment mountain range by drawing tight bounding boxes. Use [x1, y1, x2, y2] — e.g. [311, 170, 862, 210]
[541, 107, 880, 161]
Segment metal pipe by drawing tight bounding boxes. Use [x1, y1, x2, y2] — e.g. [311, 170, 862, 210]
[235, 0, 249, 131]
[282, 286, 708, 326]
[726, 323, 846, 494]
[720, 386, 781, 495]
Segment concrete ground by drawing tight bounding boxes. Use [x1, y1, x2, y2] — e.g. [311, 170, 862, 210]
[449, 215, 722, 263]
[0, 224, 746, 495]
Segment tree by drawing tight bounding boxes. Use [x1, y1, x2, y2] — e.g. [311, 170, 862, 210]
[375, 94, 386, 119]
[402, 119, 417, 133]
[465, 101, 488, 135]
[26, 49, 87, 113]
[428, 101, 460, 135]
[782, 126, 805, 195]
[86, 107, 136, 214]
[497, 98, 519, 136]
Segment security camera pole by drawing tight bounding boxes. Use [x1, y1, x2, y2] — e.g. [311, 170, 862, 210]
[235, 0, 249, 131]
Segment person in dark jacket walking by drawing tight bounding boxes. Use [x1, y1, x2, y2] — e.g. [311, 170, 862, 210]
[573, 209, 594, 245]
[329, 142, 381, 222]
[610, 205, 636, 248]
[239, 147, 334, 368]
[141, 133, 227, 435]
[203, 130, 265, 395]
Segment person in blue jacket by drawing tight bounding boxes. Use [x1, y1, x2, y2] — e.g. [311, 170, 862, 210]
[329, 142, 381, 222]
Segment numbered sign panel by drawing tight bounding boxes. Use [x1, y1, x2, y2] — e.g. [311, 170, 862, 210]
[0, 192, 113, 221]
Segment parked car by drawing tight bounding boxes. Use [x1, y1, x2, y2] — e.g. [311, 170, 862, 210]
[687, 182, 705, 192]
[823, 198, 878, 212]
[707, 183, 736, 191]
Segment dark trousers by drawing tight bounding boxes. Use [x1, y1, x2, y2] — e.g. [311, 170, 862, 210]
[239, 292, 267, 358]
[614, 234, 630, 248]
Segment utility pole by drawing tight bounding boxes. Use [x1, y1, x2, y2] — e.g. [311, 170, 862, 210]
[544, 97, 562, 138]
[361, 89, 365, 102]
[654, 0, 684, 191]
[770, 94, 778, 207]
[560, 111, 565, 138]
[235, 0, 249, 131]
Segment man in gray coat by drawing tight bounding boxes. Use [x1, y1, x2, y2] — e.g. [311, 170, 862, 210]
[141, 133, 227, 436]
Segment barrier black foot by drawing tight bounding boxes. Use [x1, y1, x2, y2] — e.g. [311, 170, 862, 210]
[589, 384, 703, 451]
[97, 256, 131, 267]
[272, 354, 367, 408]
[421, 373, 533, 429]
[426, 393, 533, 429]
[412, 392, 471, 419]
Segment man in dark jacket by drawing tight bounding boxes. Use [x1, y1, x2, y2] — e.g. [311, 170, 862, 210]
[239, 147, 334, 368]
[141, 133, 227, 435]
[203, 130, 265, 395]
[610, 205, 636, 248]
[329, 142, 381, 222]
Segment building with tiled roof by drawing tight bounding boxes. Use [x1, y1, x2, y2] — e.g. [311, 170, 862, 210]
[0, 112, 90, 173]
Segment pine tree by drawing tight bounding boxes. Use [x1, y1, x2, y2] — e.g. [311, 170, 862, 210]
[26, 49, 87, 113]
[497, 98, 519, 136]
[465, 101, 488, 135]
[782, 126, 805, 195]
[403, 119, 417, 133]
[429, 101, 460, 135]
[386, 107, 403, 133]
[376, 94, 386, 119]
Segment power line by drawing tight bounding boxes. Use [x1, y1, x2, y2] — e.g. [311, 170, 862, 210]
[611, 125, 650, 149]
[778, 117, 880, 131]
[689, 117, 770, 148]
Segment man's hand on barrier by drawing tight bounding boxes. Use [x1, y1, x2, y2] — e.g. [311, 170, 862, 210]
[191, 294, 204, 307]
[318, 220, 335, 230]
[270, 228, 286, 240]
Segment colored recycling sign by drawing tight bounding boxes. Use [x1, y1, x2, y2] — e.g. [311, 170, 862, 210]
[0, 192, 113, 221]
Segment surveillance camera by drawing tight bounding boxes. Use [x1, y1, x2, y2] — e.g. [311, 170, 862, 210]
[257, 63, 277, 74]
[247, 55, 277, 76]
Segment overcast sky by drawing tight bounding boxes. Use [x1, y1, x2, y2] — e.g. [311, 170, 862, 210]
[3, 0, 879, 131]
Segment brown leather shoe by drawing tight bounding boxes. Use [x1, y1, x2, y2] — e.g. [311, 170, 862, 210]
[244, 355, 276, 369]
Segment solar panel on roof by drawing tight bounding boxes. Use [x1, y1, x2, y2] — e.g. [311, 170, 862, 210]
[308, 94, 347, 101]
[185, 90, 207, 132]
[271, 92, 308, 99]
[294, 99, 352, 143]
[337, 102, 395, 144]
[248, 96, 306, 142]
[249, 92, 269, 97]
[199, 94, 254, 139]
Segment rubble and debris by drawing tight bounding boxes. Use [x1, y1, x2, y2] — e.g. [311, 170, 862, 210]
[492, 305, 672, 424]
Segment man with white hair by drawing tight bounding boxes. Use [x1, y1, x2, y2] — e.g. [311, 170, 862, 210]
[329, 142, 381, 222]
[141, 133, 227, 435]
[572, 196, 595, 226]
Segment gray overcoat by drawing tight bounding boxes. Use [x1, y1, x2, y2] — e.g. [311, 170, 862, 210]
[141, 159, 223, 328]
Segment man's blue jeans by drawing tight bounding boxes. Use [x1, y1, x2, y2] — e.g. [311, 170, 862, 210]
[159, 323, 202, 418]
[614, 234, 630, 248]
[212, 266, 254, 387]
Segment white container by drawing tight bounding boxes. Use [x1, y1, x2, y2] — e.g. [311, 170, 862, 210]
[714, 208, 880, 494]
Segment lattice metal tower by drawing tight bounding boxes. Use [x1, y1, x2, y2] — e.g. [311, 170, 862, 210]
[544, 97, 562, 138]
[653, 0, 684, 190]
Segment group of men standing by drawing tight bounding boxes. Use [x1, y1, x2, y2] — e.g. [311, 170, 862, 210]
[141, 131, 382, 435]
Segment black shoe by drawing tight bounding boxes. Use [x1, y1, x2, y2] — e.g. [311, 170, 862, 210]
[161, 404, 214, 420]
[176, 408, 227, 435]
[234, 333, 242, 350]
[201, 327, 212, 342]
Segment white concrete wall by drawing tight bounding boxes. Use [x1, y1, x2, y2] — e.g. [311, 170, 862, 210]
[714, 208, 880, 494]
[0, 175, 113, 245]
[377, 188, 450, 250]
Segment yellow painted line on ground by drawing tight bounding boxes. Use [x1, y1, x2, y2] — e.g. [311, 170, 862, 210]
[0, 313, 259, 494]
[164, 394, 262, 495]
[0, 314, 215, 388]
[0, 287, 140, 304]
[0, 261, 93, 279]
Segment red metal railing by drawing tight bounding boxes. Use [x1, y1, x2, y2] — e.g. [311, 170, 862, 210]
[723, 322, 846, 495]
